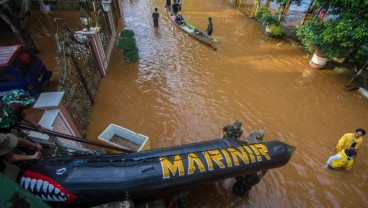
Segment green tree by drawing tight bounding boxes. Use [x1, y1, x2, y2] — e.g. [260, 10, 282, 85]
[268, 0, 302, 20]
[297, 18, 329, 55]
[316, 0, 368, 64]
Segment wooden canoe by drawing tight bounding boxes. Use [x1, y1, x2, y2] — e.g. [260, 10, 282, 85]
[168, 12, 218, 50]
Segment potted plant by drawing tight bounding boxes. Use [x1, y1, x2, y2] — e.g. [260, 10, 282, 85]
[297, 18, 348, 68]
[267, 24, 283, 37]
[256, 8, 271, 20]
[259, 13, 283, 37]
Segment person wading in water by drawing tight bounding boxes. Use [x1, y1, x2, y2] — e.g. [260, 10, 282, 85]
[232, 129, 268, 197]
[222, 120, 243, 140]
[152, 8, 160, 27]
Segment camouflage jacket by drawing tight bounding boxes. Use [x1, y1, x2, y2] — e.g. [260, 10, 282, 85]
[0, 102, 22, 133]
[223, 125, 243, 139]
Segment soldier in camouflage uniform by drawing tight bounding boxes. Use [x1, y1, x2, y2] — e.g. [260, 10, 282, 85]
[0, 90, 44, 152]
[232, 129, 268, 197]
[0, 89, 42, 133]
[222, 120, 243, 139]
[0, 100, 23, 134]
[232, 170, 268, 197]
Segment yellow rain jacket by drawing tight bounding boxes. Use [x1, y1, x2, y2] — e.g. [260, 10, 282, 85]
[335, 133, 363, 151]
[328, 150, 354, 169]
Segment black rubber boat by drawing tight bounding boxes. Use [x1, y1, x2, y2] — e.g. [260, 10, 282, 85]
[19, 139, 295, 205]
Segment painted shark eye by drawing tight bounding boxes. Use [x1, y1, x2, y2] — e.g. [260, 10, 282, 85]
[273, 145, 285, 152]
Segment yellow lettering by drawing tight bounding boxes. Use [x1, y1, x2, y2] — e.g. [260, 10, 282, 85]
[243, 146, 256, 163]
[221, 149, 233, 167]
[188, 153, 206, 174]
[250, 145, 262, 162]
[228, 147, 250, 166]
[203, 150, 225, 170]
[160, 155, 185, 179]
[203, 151, 214, 170]
[254, 144, 271, 160]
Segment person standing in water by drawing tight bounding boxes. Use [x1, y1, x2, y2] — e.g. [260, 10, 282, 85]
[246, 129, 266, 144]
[222, 120, 243, 140]
[205, 17, 213, 36]
[152, 8, 160, 27]
[172, 0, 180, 14]
[165, 0, 171, 11]
[335, 128, 365, 152]
[232, 129, 268, 197]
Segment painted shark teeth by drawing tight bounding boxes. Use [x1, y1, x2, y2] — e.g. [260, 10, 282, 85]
[42, 181, 49, 193]
[20, 177, 25, 187]
[36, 180, 43, 192]
[48, 184, 54, 193]
[24, 177, 31, 190]
[52, 195, 60, 201]
[30, 179, 37, 191]
[20, 176, 69, 202]
[41, 195, 48, 200]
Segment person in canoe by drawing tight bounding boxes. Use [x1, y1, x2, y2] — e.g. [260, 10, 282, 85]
[205, 17, 213, 36]
[193, 28, 204, 36]
[175, 13, 185, 26]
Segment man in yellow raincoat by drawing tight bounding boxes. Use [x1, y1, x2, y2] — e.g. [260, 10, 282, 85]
[325, 149, 357, 170]
[335, 128, 365, 152]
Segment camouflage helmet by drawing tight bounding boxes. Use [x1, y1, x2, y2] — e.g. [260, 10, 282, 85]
[234, 120, 242, 127]
[2, 89, 36, 107]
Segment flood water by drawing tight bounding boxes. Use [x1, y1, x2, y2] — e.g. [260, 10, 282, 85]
[86, 0, 368, 207]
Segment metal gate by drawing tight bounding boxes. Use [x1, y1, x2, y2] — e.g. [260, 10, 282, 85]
[95, 3, 110, 51]
[55, 23, 101, 136]
[111, 0, 120, 28]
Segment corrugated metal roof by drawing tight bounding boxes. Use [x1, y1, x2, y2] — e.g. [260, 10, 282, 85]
[0, 45, 21, 66]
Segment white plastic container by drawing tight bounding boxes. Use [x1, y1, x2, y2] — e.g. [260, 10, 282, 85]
[98, 124, 150, 153]
[358, 87, 368, 99]
[43, 5, 51, 13]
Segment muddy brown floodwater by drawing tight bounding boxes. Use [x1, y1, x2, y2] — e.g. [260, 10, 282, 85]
[86, 0, 368, 207]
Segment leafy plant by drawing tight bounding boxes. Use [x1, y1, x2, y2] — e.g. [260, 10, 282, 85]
[123, 49, 139, 62]
[118, 29, 139, 62]
[297, 18, 349, 59]
[118, 37, 137, 51]
[260, 13, 280, 26]
[120, 29, 135, 39]
[256, 8, 271, 19]
[296, 18, 324, 54]
[311, 0, 368, 65]
[268, 25, 283, 36]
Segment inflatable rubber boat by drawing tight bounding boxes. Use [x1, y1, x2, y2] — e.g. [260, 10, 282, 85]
[19, 139, 295, 205]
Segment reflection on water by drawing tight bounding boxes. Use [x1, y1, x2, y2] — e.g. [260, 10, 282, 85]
[87, 0, 368, 207]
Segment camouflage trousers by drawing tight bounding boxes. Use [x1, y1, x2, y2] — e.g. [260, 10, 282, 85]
[232, 173, 261, 197]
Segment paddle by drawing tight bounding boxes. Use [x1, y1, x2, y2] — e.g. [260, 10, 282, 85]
[20, 124, 135, 153]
